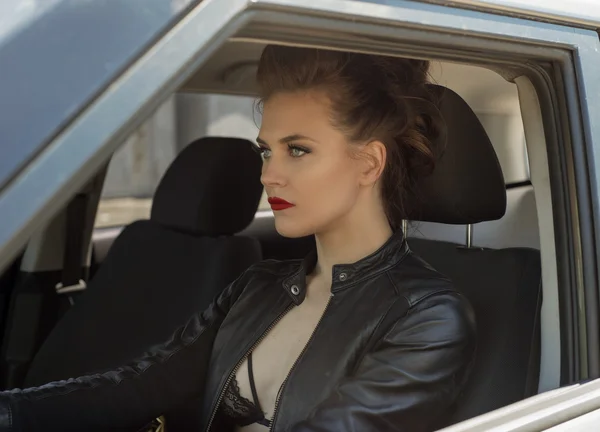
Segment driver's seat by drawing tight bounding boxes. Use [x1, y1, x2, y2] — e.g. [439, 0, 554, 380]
[406, 86, 542, 425]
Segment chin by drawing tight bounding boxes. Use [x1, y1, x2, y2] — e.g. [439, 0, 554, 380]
[273, 218, 315, 239]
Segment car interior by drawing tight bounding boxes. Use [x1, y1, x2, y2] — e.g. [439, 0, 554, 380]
[0, 40, 555, 430]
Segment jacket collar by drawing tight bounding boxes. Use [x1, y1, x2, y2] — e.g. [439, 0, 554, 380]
[282, 230, 410, 304]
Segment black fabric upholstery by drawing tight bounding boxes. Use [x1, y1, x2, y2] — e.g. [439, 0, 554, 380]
[152, 137, 263, 236]
[403, 88, 542, 424]
[25, 136, 263, 420]
[406, 85, 507, 224]
[25, 222, 261, 386]
[408, 238, 542, 424]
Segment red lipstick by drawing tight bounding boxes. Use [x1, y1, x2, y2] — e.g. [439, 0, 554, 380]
[268, 197, 295, 211]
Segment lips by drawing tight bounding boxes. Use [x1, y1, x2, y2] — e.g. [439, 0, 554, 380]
[268, 197, 295, 211]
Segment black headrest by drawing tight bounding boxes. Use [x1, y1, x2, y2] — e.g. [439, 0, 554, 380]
[407, 85, 507, 224]
[151, 137, 263, 236]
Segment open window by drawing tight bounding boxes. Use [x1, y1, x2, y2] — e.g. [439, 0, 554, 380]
[1, 0, 599, 429]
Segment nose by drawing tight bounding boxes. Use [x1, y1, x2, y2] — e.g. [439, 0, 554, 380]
[260, 158, 287, 189]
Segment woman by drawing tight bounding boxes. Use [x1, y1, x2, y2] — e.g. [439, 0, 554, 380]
[0, 46, 476, 432]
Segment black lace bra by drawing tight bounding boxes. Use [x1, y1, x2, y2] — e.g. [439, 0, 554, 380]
[217, 353, 273, 428]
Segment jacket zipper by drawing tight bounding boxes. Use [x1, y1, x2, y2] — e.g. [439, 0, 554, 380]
[205, 302, 295, 432]
[269, 293, 334, 431]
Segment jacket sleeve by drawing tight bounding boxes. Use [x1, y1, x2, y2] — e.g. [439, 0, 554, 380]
[0, 269, 252, 432]
[291, 291, 476, 432]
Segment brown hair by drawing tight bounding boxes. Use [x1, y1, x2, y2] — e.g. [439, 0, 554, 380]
[256, 45, 445, 231]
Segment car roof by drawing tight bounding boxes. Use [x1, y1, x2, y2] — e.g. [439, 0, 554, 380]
[426, 0, 600, 29]
[0, 0, 190, 192]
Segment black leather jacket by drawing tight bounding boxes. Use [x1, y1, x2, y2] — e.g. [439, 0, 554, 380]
[0, 231, 476, 431]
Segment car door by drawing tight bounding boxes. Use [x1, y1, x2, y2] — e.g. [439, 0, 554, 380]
[1, 0, 600, 430]
[439, 379, 600, 431]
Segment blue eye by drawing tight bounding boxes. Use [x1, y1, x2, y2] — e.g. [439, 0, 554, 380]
[288, 144, 310, 158]
[290, 147, 305, 157]
[255, 146, 272, 159]
[253, 144, 310, 159]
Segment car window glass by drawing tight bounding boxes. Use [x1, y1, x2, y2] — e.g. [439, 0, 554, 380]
[95, 93, 265, 229]
[95, 97, 177, 228]
[95, 62, 529, 229]
[176, 93, 269, 210]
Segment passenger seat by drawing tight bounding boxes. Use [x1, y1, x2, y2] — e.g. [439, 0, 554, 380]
[24, 137, 264, 388]
[405, 85, 542, 425]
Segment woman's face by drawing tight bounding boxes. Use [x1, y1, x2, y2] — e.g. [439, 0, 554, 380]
[257, 90, 365, 238]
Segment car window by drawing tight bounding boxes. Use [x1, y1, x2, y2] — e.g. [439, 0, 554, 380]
[176, 93, 270, 210]
[7, 0, 600, 427]
[95, 97, 177, 228]
[95, 92, 267, 229]
[194, 63, 530, 215]
[95, 61, 529, 229]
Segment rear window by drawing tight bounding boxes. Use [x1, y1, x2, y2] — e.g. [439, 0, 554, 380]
[95, 97, 177, 228]
[95, 65, 529, 229]
[95, 93, 267, 229]
[178, 93, 270, 210]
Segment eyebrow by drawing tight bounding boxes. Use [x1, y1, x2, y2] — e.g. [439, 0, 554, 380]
[256, 134, 317, 146]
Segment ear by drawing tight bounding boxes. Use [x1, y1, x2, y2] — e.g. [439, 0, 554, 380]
[357, 140, 387, 186]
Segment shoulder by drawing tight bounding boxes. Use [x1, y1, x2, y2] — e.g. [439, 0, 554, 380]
[379, 290, 476, 357]
[388, 249, 459, 306]
[218, 258, 301, 305]
[383, 249, 476, 340]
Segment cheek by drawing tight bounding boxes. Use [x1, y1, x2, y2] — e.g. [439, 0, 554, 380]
[309, 162, 358, 207]
[280, 157, 359, 234]
[294, 152, 357, 200]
